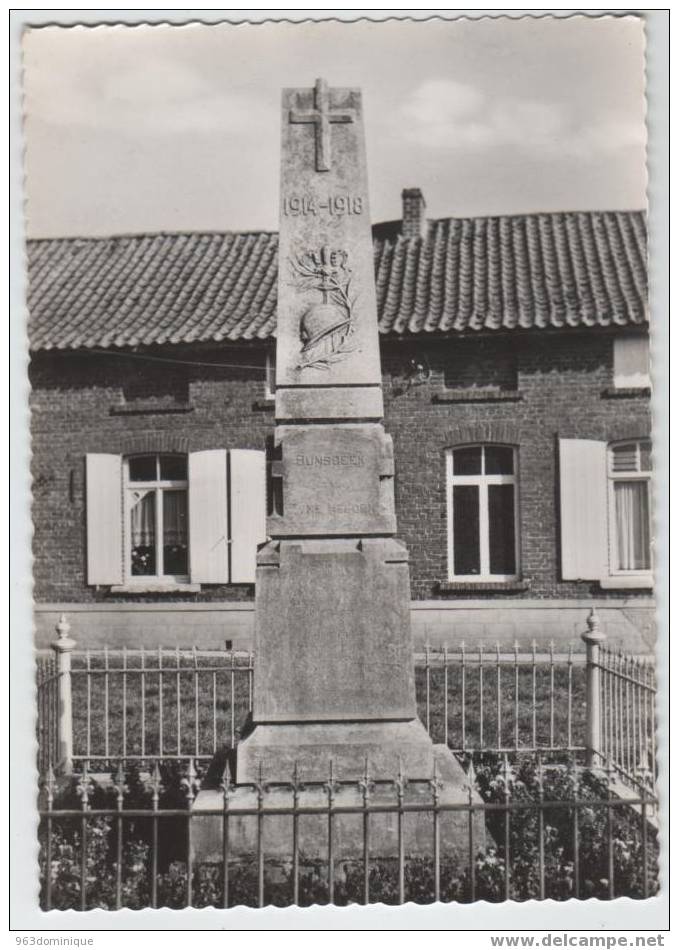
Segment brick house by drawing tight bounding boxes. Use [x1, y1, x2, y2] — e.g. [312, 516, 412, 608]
[28, 191, 654, 651]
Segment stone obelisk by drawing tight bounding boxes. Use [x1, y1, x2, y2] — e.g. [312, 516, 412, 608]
[193, 81, 482, 866]
[236, 78, 434, 782]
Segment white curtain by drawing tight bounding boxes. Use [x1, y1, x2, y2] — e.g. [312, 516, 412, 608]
[615, 481, 650, 570]
[130, 490, 155, 547]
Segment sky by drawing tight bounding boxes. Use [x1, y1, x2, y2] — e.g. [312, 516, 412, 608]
[22, 15, 647, 238]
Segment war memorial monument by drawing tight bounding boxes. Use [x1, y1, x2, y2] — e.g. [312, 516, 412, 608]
[194, 79, 481, 862]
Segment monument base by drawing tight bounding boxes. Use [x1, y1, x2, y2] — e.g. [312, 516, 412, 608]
[236, 718, 434, 783]
[251, 537, 416, 724]
[192, 744, 485, 868]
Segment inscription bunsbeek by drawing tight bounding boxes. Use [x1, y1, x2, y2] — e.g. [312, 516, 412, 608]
[273, 425, 395, 535]
[295, 454, 365, 467]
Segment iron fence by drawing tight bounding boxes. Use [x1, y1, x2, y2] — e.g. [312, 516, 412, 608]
[598, 643, 656, 793]
[69, 645, 254, 764]
[418, 641, 586, 754]
[36, 611, 656, 799]
[38, 756, 658, 910]
[36, 653, 59, 774]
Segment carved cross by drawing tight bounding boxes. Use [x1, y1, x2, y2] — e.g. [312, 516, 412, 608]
[289, 78, 356, 172]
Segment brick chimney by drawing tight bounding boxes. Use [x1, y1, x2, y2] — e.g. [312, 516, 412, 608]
[401, 188, 427, 240]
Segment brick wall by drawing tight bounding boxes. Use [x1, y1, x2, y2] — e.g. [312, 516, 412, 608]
[382, 331, 652, 601]
[30, 345, 275, 604]
[30, 330, 652, 612]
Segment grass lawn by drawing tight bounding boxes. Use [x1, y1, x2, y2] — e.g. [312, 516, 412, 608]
[417, 660, 587, 752]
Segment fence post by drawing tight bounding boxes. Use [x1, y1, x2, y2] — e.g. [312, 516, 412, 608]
[52, 614, 76, 774]
[581, 607, 606, 767]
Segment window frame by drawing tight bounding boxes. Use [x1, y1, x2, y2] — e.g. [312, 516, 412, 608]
[445, 444, 520, 583]
[606, 439, 652, 580]
[265, 347, 276, 400]
[123, 453, 190, 585]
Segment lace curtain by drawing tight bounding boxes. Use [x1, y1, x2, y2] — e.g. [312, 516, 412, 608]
[130, 490, 187, 547]
[130, 491, 155, 547]
[615, 480, 650, 571]
[163, 491, 187, 546]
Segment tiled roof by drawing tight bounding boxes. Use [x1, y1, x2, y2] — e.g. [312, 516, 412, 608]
[27, 211, 647, 351]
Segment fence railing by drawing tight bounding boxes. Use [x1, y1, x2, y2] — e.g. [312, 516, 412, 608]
[36, 610, 656, 797]
[36, 652, 59, 773]
[38, 756, 658, 910]
[600, 646, 657, 787]
[577, 610, 657, 798]
[36, 639, 254, 773]
[418, 641, 585, 754]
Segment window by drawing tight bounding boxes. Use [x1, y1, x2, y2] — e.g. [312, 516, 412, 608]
[122, 364, 189, 407]
[125, 454, 189, 581]
[613, 336, 650, 389]
[443, 340, 517, 392]
[558, 437, 653, 588]
[446, 445, 519, 581]
[608, 440, 652, 575]
[265, 347, 276, 400]
[85, 449, 267, 587]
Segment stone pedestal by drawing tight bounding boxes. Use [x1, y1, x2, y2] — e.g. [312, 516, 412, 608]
[193, 745, 484, 868]
[237, 721, 434, 784]
[249, 538, 412, 718]
[236, 532, 431, 782]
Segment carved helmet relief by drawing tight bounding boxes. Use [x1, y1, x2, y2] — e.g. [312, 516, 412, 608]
[291, 245, 359, 371]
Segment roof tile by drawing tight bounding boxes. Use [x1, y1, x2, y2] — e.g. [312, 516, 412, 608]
[27, 211, 647, 351]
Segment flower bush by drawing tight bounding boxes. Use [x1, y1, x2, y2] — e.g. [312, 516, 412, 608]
[470, 753, 659, 901]
[39, 756, 659, 910]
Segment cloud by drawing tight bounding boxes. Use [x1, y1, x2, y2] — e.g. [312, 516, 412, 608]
[401, 79, 485, 128]
[398, 79, 645, 156]
[26, 52, 275, 137]
[580, 119, 646, 152]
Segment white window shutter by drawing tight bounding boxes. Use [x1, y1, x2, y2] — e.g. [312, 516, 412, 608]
[188, 450, 229, 584]
[229, 449, 267, 583]
[558, 439, 608, 580]
[86, 453, 123, 585]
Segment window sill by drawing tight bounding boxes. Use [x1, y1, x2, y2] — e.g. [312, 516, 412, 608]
[436, 579, 531, 594]
[433, 390, 522, 404]
[109, 583, 201, 594]
[601, 387, 651, 399]
[110, 403, 194, 415]
[599, 576, 653, 590]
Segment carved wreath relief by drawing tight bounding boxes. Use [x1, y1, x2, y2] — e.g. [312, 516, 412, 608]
[291, 245, 359, 371]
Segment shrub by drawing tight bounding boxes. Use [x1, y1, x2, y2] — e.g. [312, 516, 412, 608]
[39, 757, 659, 909]
[471, 753, 659, 901]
